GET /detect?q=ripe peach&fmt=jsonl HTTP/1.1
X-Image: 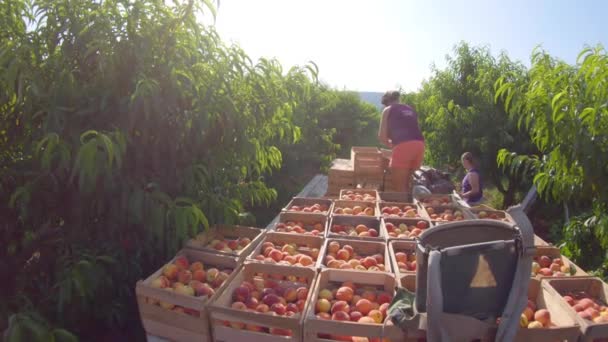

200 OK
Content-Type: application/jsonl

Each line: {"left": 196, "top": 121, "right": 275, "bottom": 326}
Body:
{"left": 311, "top": 248, "right": 320, "bottom": 259}
{"left": 163, "top": 264, "right": 179, "bottom": 280}
{"left": 331, "top": 300, "right": 351, "bottom": 314}
{"left": 284, "top": 287, "right": 297, "bottom": 302}
{"left": 191, "top": 269, "right": 206, "bottom": 282}
{"left": 538, "top": 268, "right": 553, "bottom": 276}
{"left": 296, "top": 299, "right": 306, "bottom": 312}
{"left": 282, "top": 244, "right": 296, "bottom": 255}
{"left": 563, "top": 296, "right": 575, "bottom": 306}
{"left": 316, "top": 298, "right": 331, "bottom": 313}
{"left": 337, "top": 249, "right": 350, "bottom": 261}
{"left": 271, "top": 303, "right": 287, "bottom": 315}
{"left": 395, "top": 252, "right": 408, "bottom": 264}
{"left": 362, "top": 290, "right": 377, "bottom": 302}
{"left": 339, "top": 263, "right": 354, "bottom": 270}
{"left": 379, "top": 303, "right": 389, "bottom": 318}
{"left": 528, "top": 321, "right": 543, "bottom": 329}
{"left": 231, "top": 301, "right": 247, "bottom": 310}
{"left": 550, "top": 263, "right": 561, "bottom": 272}
{"left": 358, "top": 316, "right": 376, "bottom": 324}
{"left": 368, "top": 309, "right": 383, "bottom": 323}
{"left": 300, "top": 255, "right": 314, "bottom": 266}
{"left": 356, "top": 299, "right": 374, "bottom": 315}
{"left": 286, "top": 303, "right": 299, "bottom": 313}
{"left": 256, "top": 304, "right": 269, "bottom": 313}
{"left": 245, "top": 297, "right": 259, "bottom": 310}
{"left": 174, "top": 256, "right": 190, "bottom": 270}
{"left": 262, "top": 294, "right": 281, "bottom": 306}
{"left": 317, "top": 312, "right": 331, "bottom": 320}
{"left": 534, "top": 309, "right": 551, "bottom": 326}
{"left": 350, "top": 311, "right": 363, "bottom": 322}
{"left": 361, "top": 257, "right": 377, "bottom": 269}
{"left": 206, "top": 268, "right": 219, "bottom": 283}
{"left": 377, "top": 292, "right": 392, "bottom": 305}
{"left": 233, "top": 285, "right": 251, "bottom": 302}
{"left": 331, "top": 311, "right": 350, "bottom": 321}
{"left": 538, "top": 255, "right": 552, "bottom": 268}
{"left": 269, "top": 249, "right": 283, "bottom": 262}
{"left": 319, "top": 289, "right": 334, "bottom": 300}
{"left": 523, "top": 307, "right": 534, "bottom": 321}
{"left": 336, "top": 287, "right": 354, "bottom": 302}
{"left": 151, "top": 276, "right": 170, "bottom": 288}
{"left": 190, "top": 261, "right": 204, "bottom": 272}
{"left": 329, "top": 241, "right": 341, "bottom": 253}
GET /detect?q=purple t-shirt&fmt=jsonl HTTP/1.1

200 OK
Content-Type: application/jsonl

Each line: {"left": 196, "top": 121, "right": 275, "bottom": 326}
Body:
{"left": 387, "top": 104, "right": 424, "bottom": 145}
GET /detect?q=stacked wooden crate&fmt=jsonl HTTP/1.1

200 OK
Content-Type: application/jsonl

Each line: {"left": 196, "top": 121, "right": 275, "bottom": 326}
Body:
{"left": 327, "top": 158, "right": 355, "bottom": 196}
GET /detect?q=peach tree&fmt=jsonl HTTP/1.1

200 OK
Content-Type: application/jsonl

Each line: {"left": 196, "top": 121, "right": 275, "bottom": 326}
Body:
{"left": 0, "top": 0, "right": 324, "bottom": 339}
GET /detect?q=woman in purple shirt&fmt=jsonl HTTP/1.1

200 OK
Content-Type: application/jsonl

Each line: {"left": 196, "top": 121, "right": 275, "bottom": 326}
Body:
{"left": 378, "top": 90, "right": 425, "bottom": 193}
{"left": 460, "top": 152, "right": 483, "bottom": 205}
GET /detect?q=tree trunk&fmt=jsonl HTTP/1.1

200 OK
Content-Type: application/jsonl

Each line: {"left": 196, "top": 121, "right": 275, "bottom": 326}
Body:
{"left": 502, "top": 179, "right": 517, "bottom": 208}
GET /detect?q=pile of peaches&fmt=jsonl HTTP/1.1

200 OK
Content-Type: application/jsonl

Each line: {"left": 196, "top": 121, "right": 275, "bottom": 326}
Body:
{"left": 476, "top": 210, "right": 510, "bottom": 222}
{"left": 286, "top": 202, "right": 330, "bottom": 214}
{"left": 531, "top": 254, "right": 575, "bottom": 277}
{"left": 334, "top": 204, "right": 375, "bottom": 216}
{"left": 418, "top": 197, "right": 451, "bottom": 207}
{"left": 394, "top": 250, "right": 417, "bottom": 273}
{"left": 520, "top": 301, "right": 554, "bottom": 328}
{"left": 251, "top": 241, "right": 319, "bottom": 267}
{"left": 380, "top": 204, "right": 421, "bottom": 218}
{"left": 324, "top": 241, "right": 387, "bottom": 272}
{"left": 426, "top": 207, "right": 465, "bottom": 222}
{"left": 200, "top": 235, "right": 252, "bottom": 253}
{"left": 330, "top": 223, "right": 379, "bottom": 238}
{"left": 313, "top": 280, "right": 393, "bottom": 340}
{"left": 147, "top": 256, "right": 232, "bottom": 316}
{"left": 385, "top": 220, "right": 429, "bottom": 239}
{"left": 340, "top": 191, "right": 376, "bottom": 202}
{"left": 222, "top": 274, "right": 310, "bottom": 336}
{"left": 562, "top": 291, "right": 608, "bottom": 323}
{"left": 275, "top": 220, "right": 325, "bottom": 236}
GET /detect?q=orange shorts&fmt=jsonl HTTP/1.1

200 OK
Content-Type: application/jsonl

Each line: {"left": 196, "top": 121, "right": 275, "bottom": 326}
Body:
{"left": 390, "top": 140, "right": 425, "bottom": 170}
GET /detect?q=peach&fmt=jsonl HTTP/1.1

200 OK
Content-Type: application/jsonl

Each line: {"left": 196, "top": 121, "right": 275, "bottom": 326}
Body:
{"left": 256, "top": 303, "right": 270, "bottom": 313}
{"left": 350, "top": 311, "right": 363, "bottom": 322}
{"left": 358, "top": 316, "right": 376, "bottom": 324}
{"left": 262, "top": 294, "right": 281, "bottom": 306}
{"left": 206, "top": 268, "right": 219, "bottom": 283}
{"left": 527, "top": 321, "right": 543, "bottom": 329}
{"left": 296, "top": 287, "right": 308, "bottom": 301}
{"left": 332, "top": 311, "right": 350, "bottom": 321}
{"left": 286, "top": 303, "right": 299, "bottom": 313}
{"left": 269, "top": 249, "right": 283, "bottom": 262}
{"left": 151, "top": 276, "right": 169, "bottom": 288}
{"left": 300, "top": 255, "right": 314, "bottom": 266}
{"left": 175, "top": 284, "right": 195, "bottom": 297}
{"left": 362, "top": 290, "right": 377, "bottom": 302}
{"left": 356, "top": 299, "right": 374, "bottom": 315}
{"left": 231, "top": 301, "right": 247, "bottom": 310}
{"left": 331, "top": 300, "right": 351, "bottom": 314}
{"left": 395, "top": 252, "right": 408, "bottom": 264}
{"left": 271, "top": 303, "right": 287, "bottom": 315}
{"left": 174, "top": 256, "right": 190, "bottom": 270}
{"left": 284, "top": 287, "right": 297, "bottom": 302}
{"left": 163, "top": 264, "right": 179, "bottom": 280}
{"left": 282, "top": 244, "right": 296, "bottom": 255}
{"left": 340, "top": 263, "right": 354, "bottom": 270}
{"left": 319, "top": 289, "right": 333, "bottom": 300}
{"left": 348, "top": 259, "right": 362, "bottom": 268}
{"left": 190, "top": 261, "right": 204, "bottom": 272}
{"left": 538, "top": 255, "right": 552, "bottom": 268}
{"left": 245, "top": 297, "right": 259, "bottom": 310}
{"left": 316, "top": 298, "right": 331, "bottom": 313}
{"left": 523, "top": 307, "right": 534, "bottom": 321}
{"left": 311, "top": 248, "right": 320, "bottom": 259}
{"left": 379, "top": 303, "right": 389, "bottom": 317}
{"left": 337, "top": 249, "right": 351, "bottom": 261}
{"left": 550, "top": 263, "right": 561, "bottom": 272}
{"left": 377, "top": 292, "right": 392, "bottom": 305}
{"left": 356, "top": 224, "right": 369, "bottom": 233}
{"left": 233, "top": 285, "right": 251, "bottom": 302}
{"left": 538, "top": 268, "right": 553, "bottom": 276}
{"left": 336, "top": 287, "right": 354, "bottom": 302}
{"left": 329, "top": 241, "right": 341, "bottom": 253}
{"left": 534, "top": 309, "right": 551, "bottom": 326}
{"left": 368, "top": 309, "right": 383, "bottom": 323}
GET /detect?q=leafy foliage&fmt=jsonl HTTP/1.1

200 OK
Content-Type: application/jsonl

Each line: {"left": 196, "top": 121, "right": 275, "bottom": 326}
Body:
{"left": 403, "top": 42, "right": 537, "bottom": 207}
{"left": 495, "top": 45, "right": 608, "bottom": 276}
{"left": 0, "top": 0, "right": 372, "bottom": 339}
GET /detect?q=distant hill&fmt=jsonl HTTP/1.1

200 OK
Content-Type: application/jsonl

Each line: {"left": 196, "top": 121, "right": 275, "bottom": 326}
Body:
{"left": 358, "top": 92, "right": 384, "bottom": 110}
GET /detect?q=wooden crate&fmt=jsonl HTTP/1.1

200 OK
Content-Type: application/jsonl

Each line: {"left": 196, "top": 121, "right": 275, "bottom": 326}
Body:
{"left": 542, "top": 277, "right": 608, "bottom": 341}
{"left": 185, "top": 224, "right": 266, "bottom": 261}
{"left": 328, "top": 158, "right": 354, "bottom": 178}
{"left": 207, "top": 262, "right": 317, "bottom": 342}
{"left": 303, "top": 269, "right": 405, "bottom": 341}
{"left": 378, "top": 191, "right": 412, "bottom": 203}
{"left": 378, "top": 201, "right": 429, "bottom": 220}
{"left": 326, "top": 215, "right": 385, "bottom": 241}
{"left": 533, "top": 246, "right": 588, "bottom": 278}
{"left": 332, "top": 199, "right": 379, "bottom": 217}
{"left": 320, "top": 238, "right": 392, "bottom": 274}
{"left": 469, "top": 208, "right": 515, "bottom": 223}
{"left": 246, "top": 232, "right": 325, "bottom": 269}
{"left": 422, "top": 204, "right": 475, "bottom": 226}
{"left": 272, "top": 212, "right": 327, "bottom": 237}
{"left": 382, "top": 217, "right": 432, "bottom": 240}
{"left": 338, "top": 189, "right": 379, "bottom": 202}
{"left": 388, "top": 240, "right": 417, "bottom": 280}
{"left": 512, "top": 278, "right": 581, "bottom": 342}
{"left": 282, "top": 197, "right": 333, "bottom": 216}
{"left": 136, "top": 249, "right": 239, "bottom": 342}
{"left": 351, "top": 147, "right": 384, "bottom": 178}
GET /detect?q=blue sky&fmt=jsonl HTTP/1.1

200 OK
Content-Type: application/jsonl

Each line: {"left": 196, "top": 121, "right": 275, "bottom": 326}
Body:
{"left": 209, "top": 0, "right": 607, "bottom": 92}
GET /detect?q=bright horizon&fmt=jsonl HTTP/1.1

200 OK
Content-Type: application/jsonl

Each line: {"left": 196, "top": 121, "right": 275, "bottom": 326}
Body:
{"left": 207, "top": 0, "right": 607, "bottom": 92}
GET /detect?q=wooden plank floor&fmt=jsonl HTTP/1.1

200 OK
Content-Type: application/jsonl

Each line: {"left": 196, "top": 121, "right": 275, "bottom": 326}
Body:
{"left": 147, "top": 174, "right": 328, "bottom": 342}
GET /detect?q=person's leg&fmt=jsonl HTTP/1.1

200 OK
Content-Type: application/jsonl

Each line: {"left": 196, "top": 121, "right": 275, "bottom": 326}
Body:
{"left": 391, "top": 167, "right": 409, "bottom": 192}
{"left": 401, "top": 141, "right": 425, "bottom": 194}
{"left": 390, "top": 142, "right": 409, "bottom": 192}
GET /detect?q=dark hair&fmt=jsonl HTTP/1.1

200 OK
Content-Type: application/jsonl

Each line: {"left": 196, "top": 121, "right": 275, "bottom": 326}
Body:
{"left": 381, "top": 90, "right": 400, "bottom": 106}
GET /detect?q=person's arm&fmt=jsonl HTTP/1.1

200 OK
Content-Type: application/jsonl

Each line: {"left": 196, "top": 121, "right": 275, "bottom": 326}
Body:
{"left": 378, "top": 107, "right": 391, "bottom": 147}
{"left": 461, "top": 172, "right": 480, "bottom": 199}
